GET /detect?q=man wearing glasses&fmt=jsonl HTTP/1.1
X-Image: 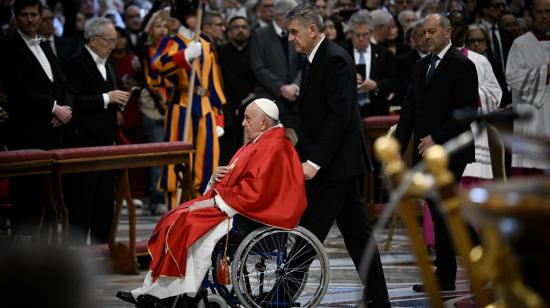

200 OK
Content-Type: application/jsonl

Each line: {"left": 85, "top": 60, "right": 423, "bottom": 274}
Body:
{"left": 63, "top": 17, "right": 131, "bottom": 245}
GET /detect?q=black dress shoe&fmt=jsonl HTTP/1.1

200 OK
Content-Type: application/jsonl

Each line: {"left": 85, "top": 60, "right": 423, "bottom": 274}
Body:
{"left": 136, "top": 294, "right": 180, "bottom": 308}
{"left": 116, "top": 291, "right": 137, "bottom": 304}
{"left": 412, "top": 283, "right": 456, "bottom": 292}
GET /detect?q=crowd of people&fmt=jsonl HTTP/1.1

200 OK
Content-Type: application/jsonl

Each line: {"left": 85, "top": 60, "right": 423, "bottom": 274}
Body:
{"left": 0, "top": 0, "right": 549, "bottom": 305}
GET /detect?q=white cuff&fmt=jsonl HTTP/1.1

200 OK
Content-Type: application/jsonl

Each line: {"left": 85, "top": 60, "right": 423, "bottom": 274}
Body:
{"left": 306, "top": 160, "right": 321, "bottom": 171}
{"left": 51, "top": 100, "right": 57, "bottom": 113}
{"left": 102, "top": 93, "right": 110, "bottom": 109}
{"left": 214, "top": 195, "right": 238, "bottom": 217}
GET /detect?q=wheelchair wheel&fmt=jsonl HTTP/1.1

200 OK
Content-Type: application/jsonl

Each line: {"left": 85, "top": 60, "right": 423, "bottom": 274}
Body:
{"left": 196, "top": 294, "right": 228, "bottom": 308}
{"left": 231, "top": 226, "right": 330, "bottom": 307}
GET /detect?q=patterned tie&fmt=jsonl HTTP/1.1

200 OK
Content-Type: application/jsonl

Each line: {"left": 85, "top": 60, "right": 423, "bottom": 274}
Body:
{"left": 357, "top": 49, "right": 369, "bottom": 106}
{"left": 491, "top": 25, "right": 503, "bottom": 71}
{"left": 426, "top": 54, "right": 439, "bottom": 81}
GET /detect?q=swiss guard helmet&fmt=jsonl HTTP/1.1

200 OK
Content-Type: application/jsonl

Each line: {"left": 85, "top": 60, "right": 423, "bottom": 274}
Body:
{"left": 170, "top": 0, "right": 199, "bottom": 26}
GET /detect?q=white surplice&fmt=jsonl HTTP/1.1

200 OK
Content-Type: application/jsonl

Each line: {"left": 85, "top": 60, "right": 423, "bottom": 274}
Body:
{"left": 506, "top": 32, "right": 550, "bottom": 169}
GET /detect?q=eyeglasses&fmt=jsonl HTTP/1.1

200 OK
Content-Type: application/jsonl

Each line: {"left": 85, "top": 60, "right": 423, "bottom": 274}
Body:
{"left": 353, "top": 32, "right": 371, "bottom": 38}
{"left": 230, "top": 25, "right": 249, "bottom": 30}
{"left": 94, "top": 35, "right": 117, "bottom": 46}
{"left": 468, "top": 38, "right": 486, "bottom": 44}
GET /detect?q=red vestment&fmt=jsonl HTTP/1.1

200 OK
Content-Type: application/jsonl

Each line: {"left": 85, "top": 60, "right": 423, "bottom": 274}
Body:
{"left": 147, "top": 127, "right": 306, "bottom": 280}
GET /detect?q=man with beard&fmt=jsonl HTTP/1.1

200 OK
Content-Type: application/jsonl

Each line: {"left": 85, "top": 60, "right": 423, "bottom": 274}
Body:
{"left": 217, "top": 16, "right": 255, "bottom": 164}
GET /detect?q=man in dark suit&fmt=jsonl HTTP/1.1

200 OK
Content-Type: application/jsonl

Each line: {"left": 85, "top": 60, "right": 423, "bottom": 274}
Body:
{"left": 285, "top": 4, "right": 389, "bottom": 307}
{"left": 344, "top": 11, "right": 398, "bottom": 117}
{"left": 38, "top": 5, "right": 79, "bottom": 69}
{"left": 63, "top": 17, "right": 130, "bottom": 244}
{"left": 394, "top": 13, "right": 478, "bottom": 292}
{"left": 395, "top": 20, "right": 429, "bottom": 107}
{"left": 217, "top": 16, "right": 254, "bottom": 165}
{"left": 250, "top": 0, "right": 302, "bottom": 132}
{"left": 0, "top": 0, "right": 72, "bottom": 239}
{"left": 478, "top": 0, "right": 513, "bottom": 108}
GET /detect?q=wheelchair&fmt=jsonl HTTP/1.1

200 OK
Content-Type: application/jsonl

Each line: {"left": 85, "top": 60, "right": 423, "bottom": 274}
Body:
{"left": 200, "top": 215, "right": 330, "bottom": 308}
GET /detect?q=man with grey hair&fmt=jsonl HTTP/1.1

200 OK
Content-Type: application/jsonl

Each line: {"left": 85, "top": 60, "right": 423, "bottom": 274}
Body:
{"left": 395, "top": 20, "right": 429, "bottom": 105}
{"left": 345, "top": 10, "right": 398, "bottom": 116}
{"left": 284, "top": 3, "right": 390, "bottom": 307}
{"left": 397, "top": 9, "right": 417, "bottom": 31}
{"left": 62, "top": 17, "right": 131, "bottom": 244}
{"left": 201, "top": 11, "right": 226, "bottom": 46}
{"left": 394, "top": 13, "right": 478, "bottom": 292}
{"left": 369, "top": 9, "right": 393, "bottom": 44}
{"left": 250, "top": 0, "right": 302, "bottom": 133}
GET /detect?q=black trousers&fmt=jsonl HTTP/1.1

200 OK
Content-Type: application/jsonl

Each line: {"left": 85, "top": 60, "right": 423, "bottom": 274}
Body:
{"left": 63, "top": 171, "right": 114, "bottom": 245}
{"left": 426, "top": 163, "right": 480, "bottom": 286}
{"left": 299, "top": 175, "right": 389, "bottom": 302}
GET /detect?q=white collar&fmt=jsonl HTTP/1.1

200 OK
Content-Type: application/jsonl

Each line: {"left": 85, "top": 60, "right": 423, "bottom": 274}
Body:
{"left": 253, "top": 124, "right": 283, "bottom": 143}
{"left": 354, "top": 44, "right": 371, "bottom": 54}
{"left": 272, "top": 21, "right": 284, "bottom": 37}
{"left": 307, "top": 35, "right": 325, "bottom": 63}
{"left": 178, "top": 25, "right": 194, "bottom": 40}
{"left": 417, "top": 49, "right": 428, "bottom": 58}
{"left": 85, "top": 45, "right": 107, "bottom": 65}
{"left": 481, "top": 19, "right": 497, "bottom": 30}
{"left": 17, "top": 29, "right": 41, "bottom": 46}
{"left": 433, "top": 42, "right": 452, "bottom": 60}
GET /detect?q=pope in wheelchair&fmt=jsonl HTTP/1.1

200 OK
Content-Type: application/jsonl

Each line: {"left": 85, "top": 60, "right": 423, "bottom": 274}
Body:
{"left": 117, "top": 99, "right": 329, "bottom": 307}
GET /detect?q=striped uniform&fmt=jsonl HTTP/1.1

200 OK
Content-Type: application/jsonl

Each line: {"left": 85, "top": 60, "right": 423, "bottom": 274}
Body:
{"left": 150, "top": 33, "right": 226, "bottom": 208}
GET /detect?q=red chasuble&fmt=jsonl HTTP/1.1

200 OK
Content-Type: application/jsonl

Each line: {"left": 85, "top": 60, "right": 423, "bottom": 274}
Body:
{"left": 148, "top": 127, "right": 307, "bottom": 280}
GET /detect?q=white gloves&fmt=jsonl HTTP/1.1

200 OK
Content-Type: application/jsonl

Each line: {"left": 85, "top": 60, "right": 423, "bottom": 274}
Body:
{"left": 185, "top": 41, "right": 202, "bottom": 62}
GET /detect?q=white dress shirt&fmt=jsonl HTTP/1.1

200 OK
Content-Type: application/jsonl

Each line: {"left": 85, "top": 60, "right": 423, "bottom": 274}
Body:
{"left": 353, "top": 44, "right": 372, "bottom": 80}
{"left": 18, "top": 30, "right": 53, "bottom": 82}
{"left": 85, "top": 45, "right": 111, "bottom": 108}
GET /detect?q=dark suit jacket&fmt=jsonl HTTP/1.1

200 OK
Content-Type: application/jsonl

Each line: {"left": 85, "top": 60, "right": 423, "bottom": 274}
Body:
{"left": 0, "top": 32, "right": 69, "bottom": 150}
{"left": 394, "top": 46, "right": 477, "bottom": 168}
{"left": 344, "top": 42, "right": 398, "bottom": 117}
{"left": 64, "top": 47, "right": 118, "bottom": 147}
{"left": 297, "top": 38, "right": 371, "bottom": 181}
{"left": 250, "top": 24, "right": 303, "bottom": 127}
{"left": 53, "top": 36, "right": 80, "bottom": 67}
{"left": 395, "top": 49, "right": 424, "bottom": 107}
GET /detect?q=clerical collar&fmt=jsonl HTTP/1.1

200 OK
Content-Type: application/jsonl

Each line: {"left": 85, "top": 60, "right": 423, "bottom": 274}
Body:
{"left": 531, "top": 27, "right": 550, "bottom": 41}
{"left": 85, "top": 45, "right": 107, "bottom": 65}
{"left": 231, "top": 40, "right": 247, "bottom": 51}
{"left": 178, "top": 25, "right": 195, "bottom": 40}
{"left": 272, "top": 21, "right": 285, "bottom": 38}
{"left": 17, "top": 29, "right": 41, "bottom": 46}
{"left": 253, "top": 124, "right": 283, "bottom": 143}
{"left": 307, "top": 35, "right": 325, "bottom": 63}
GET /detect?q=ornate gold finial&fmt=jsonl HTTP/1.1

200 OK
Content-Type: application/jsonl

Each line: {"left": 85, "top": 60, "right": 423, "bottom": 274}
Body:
{"left": 374, "top": 136, "right": 405, "bottom": 176}
{"left": 424, "top": 145, "right": 448, "bottom": 174}
{"left": 408, "top": 172, "right": 433, "bottom": 196}
{"left": 374, "top": 136, "right": 400, "bottom": 163}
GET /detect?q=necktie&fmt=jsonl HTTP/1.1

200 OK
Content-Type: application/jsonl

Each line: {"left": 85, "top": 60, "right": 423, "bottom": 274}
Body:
{"left": 280, "top": 30, "right": 289, "bottom": 62}
{"left": 491, "top": 25, "right": 503, "bottom": 71}
{"left": 426, "top": 54, "right": 439, "bottom": 81}
{"left": 357, "top": 49, "right": 369, "bottom": 106}
{"left": 40, "top": 40, "right": 55, "bottom": 57}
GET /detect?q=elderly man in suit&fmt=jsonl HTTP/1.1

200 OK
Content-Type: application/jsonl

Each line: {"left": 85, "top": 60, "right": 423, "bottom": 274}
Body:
{"left": 0, "top": 0, "right": 72, "bottom": 239}
{"left": 250, "top": 0, "right": 302, "bottom": 133}
{"left": 345, "top": 11, "right": 398, "bottom": 117}
{"left": 63, "top": 17, "right": 130, "bottom": 245}
{"left": 285, "top": 4, "right": 390, "bottom": 307}
{"left": 394, "top": 13, "right": 478, "bottom": 292}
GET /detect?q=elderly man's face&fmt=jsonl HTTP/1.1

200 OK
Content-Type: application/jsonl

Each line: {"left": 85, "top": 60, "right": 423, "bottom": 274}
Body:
{"left": 242, "top": 103, "right": 267, "bottom": 141}
{"left": 351, "top": 23, "right": 371, "bottom": 50}
{"left": 89, "top": 23, "right": 117, "bottom": 58}
{"left": 423, "top": 15, "right": 451, "bottom": 54}
{"left": 287, "top": 19, "right": 318, "bottom": 54}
